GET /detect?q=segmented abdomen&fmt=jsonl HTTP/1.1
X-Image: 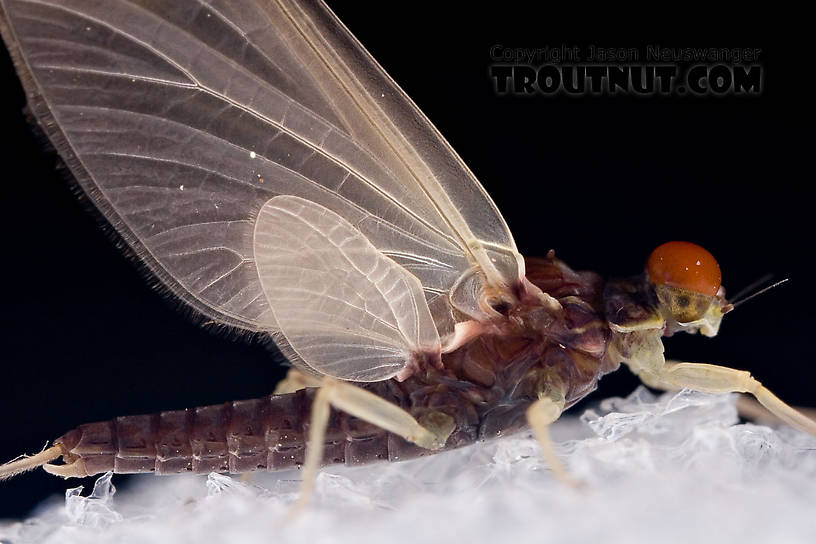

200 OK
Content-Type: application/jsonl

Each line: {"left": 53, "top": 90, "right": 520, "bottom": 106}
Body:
{"left": 54, "top": 387, "right": 414, "bottom": 476}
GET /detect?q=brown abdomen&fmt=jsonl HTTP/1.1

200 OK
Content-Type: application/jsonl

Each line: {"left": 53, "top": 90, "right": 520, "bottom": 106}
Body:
{"left": 54, "top": 388, "right": 406, "bottom": 477}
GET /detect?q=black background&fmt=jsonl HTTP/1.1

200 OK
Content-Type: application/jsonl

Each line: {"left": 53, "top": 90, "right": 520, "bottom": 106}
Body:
{"left": 0, "top": 4, "right": 811, "bottom": 518}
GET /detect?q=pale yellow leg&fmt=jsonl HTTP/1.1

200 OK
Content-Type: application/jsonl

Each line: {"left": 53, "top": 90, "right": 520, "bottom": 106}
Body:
{"left": 640, "top": 360, "right": 816, "bottom": 429}
{"left": 734, "top": 396, "right": 816, "bottom": 426}
{"left": 288, "top": 384, "right": 331, "bottom": 518}
{"left": 288, "top": 377, "right": 455, "bottom": 517}
{"left": 273, "top": 368, "right": 321, "bottom": 395}
{"left": 526, "top": 392, "right": 582, "bottom": 489}
{"left": 636, "top": 361, "right": 816, "bottom": 436}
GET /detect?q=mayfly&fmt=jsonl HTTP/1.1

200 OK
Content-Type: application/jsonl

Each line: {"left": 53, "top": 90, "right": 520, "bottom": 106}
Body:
{"left": 0, "top": 0, "right": 814, "bottom": 510}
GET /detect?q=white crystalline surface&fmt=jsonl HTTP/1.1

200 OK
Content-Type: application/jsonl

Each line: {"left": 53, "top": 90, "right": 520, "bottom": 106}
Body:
{"left": 1, "top": 387, "right": 815, "bottom": 544}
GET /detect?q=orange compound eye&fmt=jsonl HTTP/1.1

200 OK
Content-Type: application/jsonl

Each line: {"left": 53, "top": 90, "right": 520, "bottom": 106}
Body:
{"left": 647, "top": 241, "right": 722, "bottom": 297}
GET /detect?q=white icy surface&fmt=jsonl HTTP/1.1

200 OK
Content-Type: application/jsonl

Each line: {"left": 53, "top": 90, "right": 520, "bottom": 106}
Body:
{"left": 2, "top": 387, "right": 815, "bottom": 544}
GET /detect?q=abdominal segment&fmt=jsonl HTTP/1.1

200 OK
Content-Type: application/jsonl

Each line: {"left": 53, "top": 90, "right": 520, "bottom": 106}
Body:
{"left": 52, "top": 388, "right": 408, "bottom": 476}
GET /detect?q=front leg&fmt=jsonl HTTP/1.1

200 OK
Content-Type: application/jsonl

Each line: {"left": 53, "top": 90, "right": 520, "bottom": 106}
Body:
{"left": 635, "top": 360, "right": 816, "bottom": 429}
{"left": 631, "top": 361, "right": 816, "bottom": 436}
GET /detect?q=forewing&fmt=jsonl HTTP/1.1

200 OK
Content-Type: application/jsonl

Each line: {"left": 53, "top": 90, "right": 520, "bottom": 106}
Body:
{"left": 0, "top": 0, "right": 523, "bottom": 335}
{"left": 254, "top": 196, "right": 440, "bottom": 381}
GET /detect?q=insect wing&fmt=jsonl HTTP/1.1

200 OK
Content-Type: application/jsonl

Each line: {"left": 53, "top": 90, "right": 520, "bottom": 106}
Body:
{"left": 254, "top": 196, "right": 440, "bottom": 381}
{"left": 0, "top": 0, "right": 523, "bottom": 340}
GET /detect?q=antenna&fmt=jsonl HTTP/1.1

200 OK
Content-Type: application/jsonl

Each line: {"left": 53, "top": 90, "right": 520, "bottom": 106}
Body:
{"left": 731, "top": 278, "right": 790, "bottom": 309}
{"left": 728, "top": 273, "right": 774, "bottom": 303}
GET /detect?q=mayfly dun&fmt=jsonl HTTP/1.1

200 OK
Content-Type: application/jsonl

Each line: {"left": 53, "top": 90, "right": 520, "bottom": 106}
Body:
{"left": 0, "top": 0, "right": 813, "bottom": 513}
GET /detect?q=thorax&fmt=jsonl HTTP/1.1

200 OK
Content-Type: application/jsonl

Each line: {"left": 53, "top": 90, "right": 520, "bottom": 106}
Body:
{"left": 372, "top": 254, "right": 620, "bottom": 438}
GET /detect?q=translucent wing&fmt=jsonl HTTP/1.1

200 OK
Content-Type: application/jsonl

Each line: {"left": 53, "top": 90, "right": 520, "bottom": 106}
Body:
{"left": 0, "top": 0, "right": 526, "bottom": 334}
{"left": 254, "top": 196, "right": 440, "bottom": 381}
{"left": 0, "top": 1, "right": 524, "bottom": 337}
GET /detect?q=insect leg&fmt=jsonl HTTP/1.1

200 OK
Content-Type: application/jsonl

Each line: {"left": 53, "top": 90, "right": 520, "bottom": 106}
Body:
{"left": 733, "top": 396, "right": 816, "bottom": 427}
{"left": 636, "top": 360, "right": 816, "bottom": 429}
{"left": 636, "top": 361, "right": 816, "bottom": 436}
{"left": 526, "top": 389, "right": 582, "bottom": 489}
{"left": 291, "top": 382, "right": 331, "bottom": 516}
{"left": 290, "top": 377, "right": 455, "bottom": 514}
{"left": 273, "top": 368, "right": 321, "bottom": 395}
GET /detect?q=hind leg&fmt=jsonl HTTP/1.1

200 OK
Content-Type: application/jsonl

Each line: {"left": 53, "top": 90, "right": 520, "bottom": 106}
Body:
{"left": 273, "top": 368, "right": 321, "bottom": 395}
{"left": 289, "top": 377, "right": 454, "bottom": 516}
